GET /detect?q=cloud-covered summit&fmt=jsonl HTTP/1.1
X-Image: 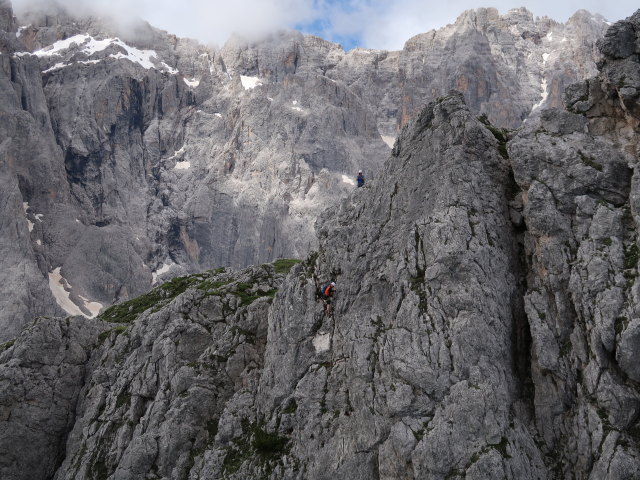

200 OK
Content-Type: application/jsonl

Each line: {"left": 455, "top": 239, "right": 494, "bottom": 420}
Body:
{"left": 10, "top": 0, "right": 640, "bottom": 53}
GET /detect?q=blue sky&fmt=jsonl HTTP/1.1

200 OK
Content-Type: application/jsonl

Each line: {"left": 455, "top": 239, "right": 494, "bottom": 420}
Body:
{"left": 13, "top": 0, "right": 640, "bottom": 50}
{"left": 292, "top": 0, "right": 639, "bottom": 50}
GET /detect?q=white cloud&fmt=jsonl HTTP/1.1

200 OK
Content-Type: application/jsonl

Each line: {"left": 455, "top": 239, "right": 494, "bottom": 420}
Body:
{"left": 309, "top": 0, "right": 639, "bottom": 50}
{"left": 12, "top": 0, "right": 317, "bottom": 46}
{"left": 11, "top": 0, "right": 639, "bottom": 50}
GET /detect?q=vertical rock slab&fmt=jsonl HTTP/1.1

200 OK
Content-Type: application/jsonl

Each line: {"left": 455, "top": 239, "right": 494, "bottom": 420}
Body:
{"left": 511, "top": 11, "right": 640, "bottom": 467}
{"left": 209, "top": 92, "right": 546, "bottom": 479}
{"left": 0, "top": 316, "right": 105, "bottom": 480}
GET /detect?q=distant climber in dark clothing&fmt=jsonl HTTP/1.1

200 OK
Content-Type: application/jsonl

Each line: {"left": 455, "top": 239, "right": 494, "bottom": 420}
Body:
{"left": 357, "top": 170, "right": 365, "bottom": 187}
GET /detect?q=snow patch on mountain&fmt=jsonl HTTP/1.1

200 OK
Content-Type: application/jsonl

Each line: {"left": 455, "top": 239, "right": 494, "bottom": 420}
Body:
{"left": 531, "top": 77, "right": 549, "bottom": 111}
{"left": 43, "top": 62, "right": 69, "bottom": 73}
{"left": 48, "top": 267, "right": 102, "bottom": 318}
{"left": 381, "top": 135, "right": 395, "bottom": 148}
{"left": 160, "top": 62, "right": 179, "bottom": 74}
{"left": 109, "top": 47, "right": 157, "bottom": 70}
{"left": 184, "top": 78, "right": 200, "bottom": 88}
{"left": 240, "top": 75, "right": 262, "bottom": 90}
{"left": 165, "top": 147, "right": 185, "bottom": 161}
{"left": 152, "top": 262, "right": 175, "bottom": 284}
{"left": 16, "top": 25, "right": 29, "bottom": 38}
{"left": 25, "top": 34, "right": 178, "bottom": 73}
{"left": 79, "top": 295, "right": 102, "bottom": 318}
{"left": 32, "top": 34, "right": 91, "bottom": 56}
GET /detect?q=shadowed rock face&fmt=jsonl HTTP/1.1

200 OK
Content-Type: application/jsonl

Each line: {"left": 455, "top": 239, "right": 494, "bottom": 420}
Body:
{"left": 1, "top": 9, "right": 639, "bottom": 477}
{"left": 0, "top": 316, "right": 106, "bottom": 480}
{"left": 0, "top": 2, "right": 610, "bottom": 339}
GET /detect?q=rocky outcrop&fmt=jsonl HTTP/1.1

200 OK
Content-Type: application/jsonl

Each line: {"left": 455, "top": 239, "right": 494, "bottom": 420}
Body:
{"left": 322, "top": 7, "right": 608, "bottom": 133}
{"left": 565, "top": 10, "right": 640, "bottom": 159}
{"left": 509, "top": 108, "right": 639, "bottom": 477}
{"left": 0, "top": 316, "right": 107, "bottom": 480}
{"left": 236, "top": 91, "right": 548, "bottom": 479}
{"left": 0, "top": 2, "right": 386, "bottom": 339}
{"left": 50, "top": 263, "right": 289, "bottom": 480}
{"left": 514, "top": 11, "right": 640, "bottom": 476}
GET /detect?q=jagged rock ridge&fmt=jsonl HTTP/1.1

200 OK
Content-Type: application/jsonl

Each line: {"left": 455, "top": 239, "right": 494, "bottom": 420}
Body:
{"left": 2, "top": 8, "right": 640, "bottom": 479}
{"left": 0, "top": 0, "right": 610, "bottom": 339}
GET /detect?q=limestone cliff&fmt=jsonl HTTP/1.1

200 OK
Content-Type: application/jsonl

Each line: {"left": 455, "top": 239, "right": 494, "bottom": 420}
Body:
{"left": 0, "top": 0, "right": 610, "bottom": 339}
{"left": 1, "top": 9, "right": 639, "bottom": 479}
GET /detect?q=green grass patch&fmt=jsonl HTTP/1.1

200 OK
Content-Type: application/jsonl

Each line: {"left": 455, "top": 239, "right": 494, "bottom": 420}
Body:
{"left": 272, "top": 258, "right": 301, "bottom": 274}
{"left": 221, "top": 419, "right": 291, "bottom": 475}
{"left": 283, "top": 398, "right": 298, "bottom": 414}
{"left": 490, "top": 437, "right": 512, "bottom": 459}
{"left": 99, "top": 272, "right": 227, "bottom": 323}
{"left": 116, "top": 391, "right": 131, "bottom": 409}
{"left": 99, "top": 261, "right": 283, "bottom": 325}
{"left": 97, "top": 325, "right": 129, "bottom": 345}
{"left": 252, "top": 425, "right": 289, "bottom": 456}
{"left": 629, "top": 423, "right": 640, "bottom": 446}
{"left": 90, "top": 459, "right": 108, "bottom": 480}
{"left": 222, "top": 444, "right": 250, "bottom": 475}
{"left": 0, "top": 339, "right": 16, "bottom": 354}
{"left": 196, "top": 279, "right": 232, "bottom": 294}
{"left": 578, "top": 150, "right": 603, "bottom": 171}
{"left": 478, "top": 115, "right": 509, "bottom": 159}
{"left": 232, "top": 283, "right": 278, "bottom": 307}
{"left": 206, "top": 418, "right": 219, "bottom": 440}
{"left": 624, "top": 243, "right": 639, "bottom": 270}
{"left": 615, "top": 317, "right": 629, "bottom": 335}
{"left": 303, "top": 251, "right": 320, "bottom": 278}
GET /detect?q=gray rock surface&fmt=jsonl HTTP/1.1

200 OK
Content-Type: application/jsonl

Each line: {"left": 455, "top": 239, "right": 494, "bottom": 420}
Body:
{"left": 51, "top": 264, "right": 287, "bottom": 480}
{"left": 0, "top": 316, "right": 107, "bottom": 480}
{"left": 240, "top": 91, "right": 548, "bottom": 479}
{"left": 0, "top": 1, "right": 609, "bottom": 340}
{"left": 2, "top": 5, "right": 640, "bottom": 480}
{"left": 509, "top": 107, "right": 639, "bottom": 477}
{"left": 0, "top": 0, "right": 68, "bottom": 339}
{"left": 2, "top": 8, "right": 640, "bottom": 477}
{"left": 321, "top": 7, "right": 608, "bottom": 133}
{"left": 565, "top": 10, "right": 640, "bottom": 159}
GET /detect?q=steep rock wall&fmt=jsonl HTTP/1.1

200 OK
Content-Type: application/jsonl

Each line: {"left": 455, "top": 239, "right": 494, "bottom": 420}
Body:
{"left": 0, "top": 1, "right": 609, "bottom": 339}
{"left": 1, "top": 7, "right": 639, "bottom": 480}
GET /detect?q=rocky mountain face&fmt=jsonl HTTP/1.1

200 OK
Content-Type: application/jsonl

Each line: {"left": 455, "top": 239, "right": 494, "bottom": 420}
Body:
{"left": 0, "top": 1, "right": 610, "bottom": 339}
{"left": 2, "top": 9, "right": 639, "bottom": 479}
